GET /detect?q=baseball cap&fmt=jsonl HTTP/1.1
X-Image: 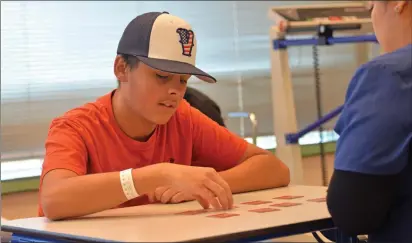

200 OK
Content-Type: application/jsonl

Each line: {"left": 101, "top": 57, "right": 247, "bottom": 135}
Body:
{"left": 117, "top": 11, "right": 216, "bottom": 83}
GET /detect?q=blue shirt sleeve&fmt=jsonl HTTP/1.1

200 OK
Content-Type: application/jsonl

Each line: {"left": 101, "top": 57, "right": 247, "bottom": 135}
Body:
{"left": 334, "top": 63, "right": 412, "bottom": 175}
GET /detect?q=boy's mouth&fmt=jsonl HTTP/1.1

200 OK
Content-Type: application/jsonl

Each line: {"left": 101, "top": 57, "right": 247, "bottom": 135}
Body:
{"left": 159, "top": 102, "right": 176, "bottom": 109}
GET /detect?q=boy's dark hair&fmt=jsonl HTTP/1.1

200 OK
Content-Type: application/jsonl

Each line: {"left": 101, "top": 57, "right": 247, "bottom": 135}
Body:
{"left": 117, "top": 54, "right": 140, "bottom": 86}
{"left": 184, "top": 87, "right": 226, "bottom": 127}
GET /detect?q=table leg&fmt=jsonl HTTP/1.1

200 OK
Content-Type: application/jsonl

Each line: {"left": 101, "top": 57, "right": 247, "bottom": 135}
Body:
{"left": 335, "top": 230, "right": 361, "bottom": 243}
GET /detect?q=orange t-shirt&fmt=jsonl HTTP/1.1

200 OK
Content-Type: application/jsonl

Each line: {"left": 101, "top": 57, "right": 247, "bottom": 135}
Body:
{"left": 38, "top": 90, "right": 248, "bottom": 216}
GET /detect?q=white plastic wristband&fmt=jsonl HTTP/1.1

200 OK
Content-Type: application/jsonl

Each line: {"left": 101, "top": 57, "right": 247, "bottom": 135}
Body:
{"left": 120, "top": 168, "right": 139, "bottom": 200}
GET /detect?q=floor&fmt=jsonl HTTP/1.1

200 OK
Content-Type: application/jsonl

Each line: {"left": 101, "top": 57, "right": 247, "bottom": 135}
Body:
{"left": 1, "top": 154, "right": 335, "bottom": 242}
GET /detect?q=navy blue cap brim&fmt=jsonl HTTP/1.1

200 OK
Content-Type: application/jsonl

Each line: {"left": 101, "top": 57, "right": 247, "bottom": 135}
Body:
{"left": 135, "top": 56, "right": 216, "bottom": 83}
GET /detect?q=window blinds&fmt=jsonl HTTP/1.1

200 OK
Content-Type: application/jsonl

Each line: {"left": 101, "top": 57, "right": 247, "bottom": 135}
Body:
{"left": 1, "top": 1, "right": 365, "bottom": 160}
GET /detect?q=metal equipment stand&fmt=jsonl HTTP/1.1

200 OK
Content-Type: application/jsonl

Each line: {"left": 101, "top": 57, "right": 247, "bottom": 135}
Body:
{"left": 268, "top": 3, "right": 379, "bottom": 242}
{"left": 268, "top": 2, "right": 377, "bottom": 185}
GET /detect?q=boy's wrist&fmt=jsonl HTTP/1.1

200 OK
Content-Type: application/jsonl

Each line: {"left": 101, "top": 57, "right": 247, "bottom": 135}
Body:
{"left": 131, "top": 163, "right": 168, "bottom": 195}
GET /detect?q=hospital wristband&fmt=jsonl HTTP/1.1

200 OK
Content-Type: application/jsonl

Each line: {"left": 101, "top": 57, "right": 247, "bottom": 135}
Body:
{"left": 120, "top": 168, "right": 139, "bottom": 200}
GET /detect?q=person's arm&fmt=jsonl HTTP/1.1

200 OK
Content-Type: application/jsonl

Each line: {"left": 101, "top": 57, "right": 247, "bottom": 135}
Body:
{"left": 327, "top": 170, "right": 399, "bottom": 235}
{"left": 41, "top": 166, "right": 164, "bottom": 220}
{"left": 190, "top": 107, "right": 290, "bottom": 194}
{"left": 326, "top": 64, "right": 412, "bottom": 235}
{"left": 40, "top": 120, "right": 166, "bottom": 220}
{"left": 219, "top": 144, "right": 290, "bottom": 193}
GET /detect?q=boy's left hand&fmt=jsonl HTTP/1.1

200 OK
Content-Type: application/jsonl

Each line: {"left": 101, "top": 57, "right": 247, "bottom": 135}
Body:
{"left": 149, "top": 186, "right": 195, "bottom": 204}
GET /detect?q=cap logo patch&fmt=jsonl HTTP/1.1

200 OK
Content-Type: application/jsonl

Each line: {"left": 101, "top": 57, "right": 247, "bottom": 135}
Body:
{"left": 176, "top": 28, "right": 194, "bottom": 57}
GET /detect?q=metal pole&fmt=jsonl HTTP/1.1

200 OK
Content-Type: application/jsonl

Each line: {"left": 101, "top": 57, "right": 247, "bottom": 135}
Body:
{"left": 273, "top": 34, "right": 378, "bottom": 50}
{"left": 249, "top": 113, "right": 258, "bottom": 145}
{"left": 227, "top": 112, "right": 259, "bottom": 145}
{"left": 312, "top": 44, "right": 328, "bottom": 187}
{"left": 270, "top": 25, "right": 304, "bottom": 185}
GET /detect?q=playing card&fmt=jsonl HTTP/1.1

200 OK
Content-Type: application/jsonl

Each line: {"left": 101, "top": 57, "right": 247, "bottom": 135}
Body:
{"left": 270, "top": 202, "right": 302, "bottom": 207}
{"left": 248, "top": 208, "right": 280, "bottom": 213}
{"left": 241, "top": 200, "right": 272, "bottom": 205}
{"left": 207, "top": 213, "right": 240, "bottom": 218}
{"left": 175, "top": 209, "right": 209, "bottom": 215}
{"left": 273, "top": 195, "right": 304, "bottom": 200}
{"left": 307, "top": 197, "right": 326, "bottom": 202}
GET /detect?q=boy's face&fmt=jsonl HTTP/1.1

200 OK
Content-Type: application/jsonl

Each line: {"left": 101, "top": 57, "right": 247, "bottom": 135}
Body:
{"left": 115, "top": 56, "right": 189, "bottom": 125}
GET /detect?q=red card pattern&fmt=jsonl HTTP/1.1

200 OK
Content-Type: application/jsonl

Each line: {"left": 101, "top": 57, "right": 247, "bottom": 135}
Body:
{"left": 307, "top": 197, "right": 326, "bottom": 202}
{"left": 176, "top": 206, "right": 238, "bottom": 216}
{"left": 207, "top": 213, "right": 240, "bottom": 218}
{"left": 175, "top": 209, "right": 209, "bottom": 215}
{"left": 248, "top": 208, "right": 280, "bottom": 213}
{"left": 241, "top": 200, "right": 272, "bottom": 205}
{"left": 270, "top": 202, "right": 302, "bottom": 207}
{"left": 273, "top": 195, "right": 304, "bottom": 200}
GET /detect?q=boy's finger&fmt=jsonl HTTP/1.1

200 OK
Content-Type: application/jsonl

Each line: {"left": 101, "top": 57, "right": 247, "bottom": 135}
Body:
{"left": 160, "top": 188, "right": 179, "bottom": 204}
{"left": 194, "top": 195, "right": 210, "bottom": 209}
{"left": 204, "top": 179, "right": 229, "bottom": 209}
{"left": 170, "top": 192, "right": 186, "bottom": 203}
{"left": 154, "top": 186, "right": 169, "bottom": 201}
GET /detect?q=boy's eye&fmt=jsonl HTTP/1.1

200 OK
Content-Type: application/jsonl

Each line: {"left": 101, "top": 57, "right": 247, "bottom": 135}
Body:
{"left": 156, "top": 74, "right": 169, "bottom": 79}
{"left": 156, "top": 73, "right": 187, "bottom": 84}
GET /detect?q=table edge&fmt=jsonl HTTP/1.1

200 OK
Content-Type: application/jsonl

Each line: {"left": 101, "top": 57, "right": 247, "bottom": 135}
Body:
{"left": 3, "top": 218, "right": 335, "bottom": 243}
{"left": 2, "top": 225, "right": 120, "bottom": 243}
{"left": 184, "top": 218, "right": 335, "bottom": 243}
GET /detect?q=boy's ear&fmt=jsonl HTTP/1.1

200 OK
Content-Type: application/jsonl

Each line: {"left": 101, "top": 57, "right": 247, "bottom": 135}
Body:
{"left": 114, "top": 55, "right": 128, "bottom": 83}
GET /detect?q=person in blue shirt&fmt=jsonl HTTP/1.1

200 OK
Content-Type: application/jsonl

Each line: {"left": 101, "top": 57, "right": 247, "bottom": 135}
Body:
{"left": 326, "top": 1, "right": 412, "bottom": 242}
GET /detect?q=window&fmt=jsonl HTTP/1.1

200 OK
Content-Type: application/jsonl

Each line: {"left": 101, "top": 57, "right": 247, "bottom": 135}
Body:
{"left": 1, "top": 1, "right": 346, "bottom": 162}
{"left": 1, "top": 1, "right": 282, "bottom": 159}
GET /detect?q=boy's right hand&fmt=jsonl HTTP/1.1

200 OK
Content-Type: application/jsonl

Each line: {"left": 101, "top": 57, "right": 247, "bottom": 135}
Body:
{"left": 156, "top": 163, "right": 233, "bottom": 210}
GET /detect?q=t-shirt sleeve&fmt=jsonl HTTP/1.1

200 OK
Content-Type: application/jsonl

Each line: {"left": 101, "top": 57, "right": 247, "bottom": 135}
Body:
{"left": 334, "top": 64, "right": 412, "bottom": 175}
{"left": 190, "top": 106, "right": 248, "bottom": 171}
{"left": 41, "top": 118, "right": 88, "bottom": 179}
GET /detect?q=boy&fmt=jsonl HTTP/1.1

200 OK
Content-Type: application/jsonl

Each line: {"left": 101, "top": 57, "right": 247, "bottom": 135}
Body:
{"left": 39, "top": 11, "right": 290, "bottom": 220}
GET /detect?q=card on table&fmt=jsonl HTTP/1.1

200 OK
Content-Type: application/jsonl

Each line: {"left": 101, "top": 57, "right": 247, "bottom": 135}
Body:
{"left": 273, "top": 195, "right": 304, "bottom": 200}
{"left": 248, "top": 208, "right": 280, "bottom": 213}
{"left": 175, "top": 209, "right": 209, "bottom": 215}
{"left": 241, "top": 200, "right": 272, "bottom": 205}
{"left": 307, "top": 197, "right": 326, "bottom": 202}
{"left": 207, "top": 213, "right": 240, "bottom": 218}
{"left": 270, "top": 202, "right": 302, "bottom": 207}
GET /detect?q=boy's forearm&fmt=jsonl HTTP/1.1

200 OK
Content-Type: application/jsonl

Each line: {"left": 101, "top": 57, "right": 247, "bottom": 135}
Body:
{"left": 41, "top": 165, "right": 163, "bottom": 220}
{"left": 219, "top": 154, "right": 290, "bottom": 194}
{"left": 41, "top": 171, "right": 129, "bottom": 220}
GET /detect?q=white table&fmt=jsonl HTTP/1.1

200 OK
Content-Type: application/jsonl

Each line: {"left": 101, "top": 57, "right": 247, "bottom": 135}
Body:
{"left": 2, "top": 185, "right": 335, "bottom": 242}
